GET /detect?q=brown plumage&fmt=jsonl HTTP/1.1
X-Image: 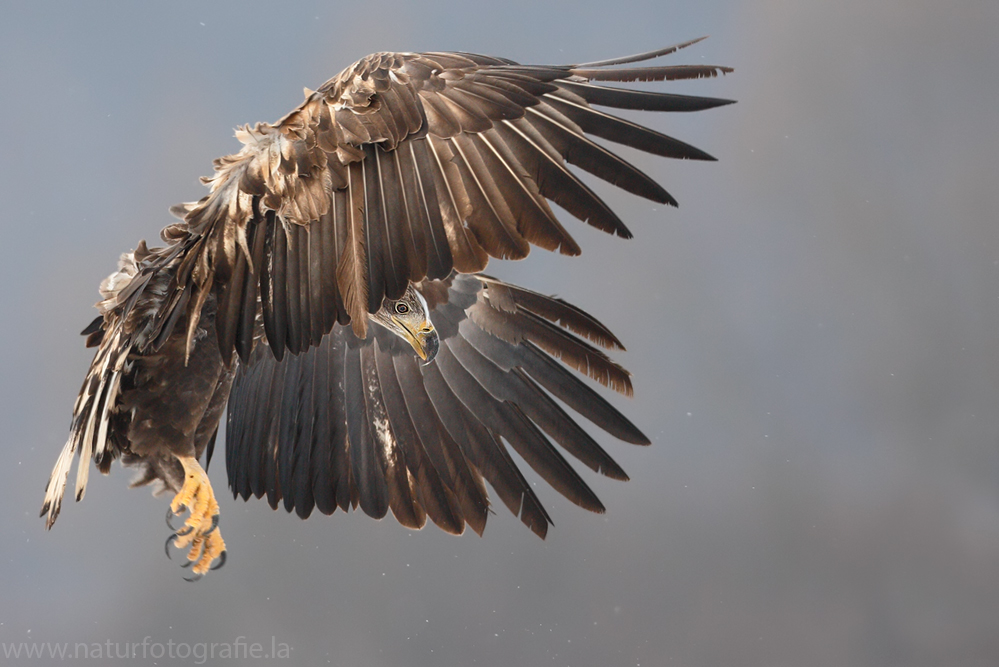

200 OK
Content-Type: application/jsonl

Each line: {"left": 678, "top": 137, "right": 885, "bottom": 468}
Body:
{"left": 41, "top": 39, "right": 732, "bottom": 571}
{"left": 178, "top": 37, "right": 731, "bottom": 355}
{"left": 224, "top": 273, "right": 649, "bottom": 536}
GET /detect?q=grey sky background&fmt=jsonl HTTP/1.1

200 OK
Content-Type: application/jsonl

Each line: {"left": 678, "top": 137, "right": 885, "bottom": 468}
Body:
{"left": 2, "top": 1, "right": 998, "bottom": 665}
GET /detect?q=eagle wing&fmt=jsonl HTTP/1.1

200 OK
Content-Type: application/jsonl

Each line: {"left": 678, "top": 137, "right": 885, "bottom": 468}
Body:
{"left": 155, "top": 38, "right": 731, "bottom": 366}
{"left": 223, "top": 273, "right": 649, "bottom": 538}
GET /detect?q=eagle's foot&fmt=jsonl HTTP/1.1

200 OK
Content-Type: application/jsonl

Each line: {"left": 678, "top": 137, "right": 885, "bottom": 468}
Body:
{"left": 165, "top": 455, "right": 226, "bottom": 576}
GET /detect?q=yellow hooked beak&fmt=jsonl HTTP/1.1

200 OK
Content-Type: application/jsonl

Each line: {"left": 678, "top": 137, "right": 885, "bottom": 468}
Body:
{"left": 392, "top": 317, "right": 439, "bottom": 363}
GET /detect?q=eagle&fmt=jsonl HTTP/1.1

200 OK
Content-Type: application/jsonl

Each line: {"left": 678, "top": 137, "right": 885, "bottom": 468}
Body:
{"left": 41, "top": 38, "right": 732, "bottom": 578}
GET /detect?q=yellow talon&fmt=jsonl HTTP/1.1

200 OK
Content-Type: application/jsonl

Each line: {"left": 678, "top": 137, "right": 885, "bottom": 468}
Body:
{"left": 168, "top": 455, "right": 225, "bottom": 575}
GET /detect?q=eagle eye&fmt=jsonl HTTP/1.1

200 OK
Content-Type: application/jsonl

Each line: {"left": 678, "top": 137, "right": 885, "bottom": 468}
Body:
{"left": 394, "top": 302, "right": 410, "bottom": 315}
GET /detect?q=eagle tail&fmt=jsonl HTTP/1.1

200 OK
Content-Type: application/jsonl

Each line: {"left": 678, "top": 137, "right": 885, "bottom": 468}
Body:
{"left": 42, "top": 255, "right": 141, "bottom": 528}
{"left": 41, "top": 329, "right": 130, "bottom": 528}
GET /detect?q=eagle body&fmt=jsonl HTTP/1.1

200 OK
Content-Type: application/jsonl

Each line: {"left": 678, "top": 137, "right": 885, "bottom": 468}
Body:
{"left": 118, "top": 293, "right": 234, "bottom": 494}
{"left": 45, "top": 248, "right": 235, "bottom": 506}
{"left": 42, "top": 40, "right": 732, "bottom": 574}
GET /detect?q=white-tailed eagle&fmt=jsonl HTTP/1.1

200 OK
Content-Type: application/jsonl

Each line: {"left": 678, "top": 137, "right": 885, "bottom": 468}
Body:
{"left": 41, "top": 38, "right": 732, "bottom": 577}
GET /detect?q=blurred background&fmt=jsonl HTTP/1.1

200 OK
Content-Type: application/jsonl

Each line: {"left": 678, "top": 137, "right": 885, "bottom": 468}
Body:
{"left": 2, "top": 1, "right": 998, "bottom": 665}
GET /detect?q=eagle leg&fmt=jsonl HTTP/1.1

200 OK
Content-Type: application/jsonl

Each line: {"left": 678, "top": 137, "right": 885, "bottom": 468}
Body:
{"left": 166, "top": 455, "right": 226, "bottom": 575}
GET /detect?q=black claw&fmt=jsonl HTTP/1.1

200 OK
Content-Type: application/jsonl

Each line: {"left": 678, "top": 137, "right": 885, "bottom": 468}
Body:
{"left": 164, "top": 529, "right": 193, "bottom": 558}
{"left": 183, "top": 572, "right": 204, "bottom": 583}
{"left": 165, "top": 533, "right": 177, "bottom": 559}
{"left": 166, "top": 505, "right": 188, "bottom": 531}
{"left": 210, "top": 550, "right": 227, "bottom": 571}
{"left": 202, "top": 514, "right": 220, "bottom": 536}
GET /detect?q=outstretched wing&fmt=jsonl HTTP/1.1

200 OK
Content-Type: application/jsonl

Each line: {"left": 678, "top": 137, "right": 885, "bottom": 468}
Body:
{"left": 156, "top": 38, "right": 731, "bottom": 366}
{"left": 223, "top": 274, "right": 649, "bottom": 538}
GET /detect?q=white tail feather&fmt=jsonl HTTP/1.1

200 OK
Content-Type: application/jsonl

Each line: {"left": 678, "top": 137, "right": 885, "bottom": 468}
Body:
{"left": 42, "top": 436, "right": 77, "bottom": 528}
{"left": 75, "top": 342, "right": 116, "bottom": 502}
{"left": 95, "top": 369, "right": 122, "bottom": 463}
